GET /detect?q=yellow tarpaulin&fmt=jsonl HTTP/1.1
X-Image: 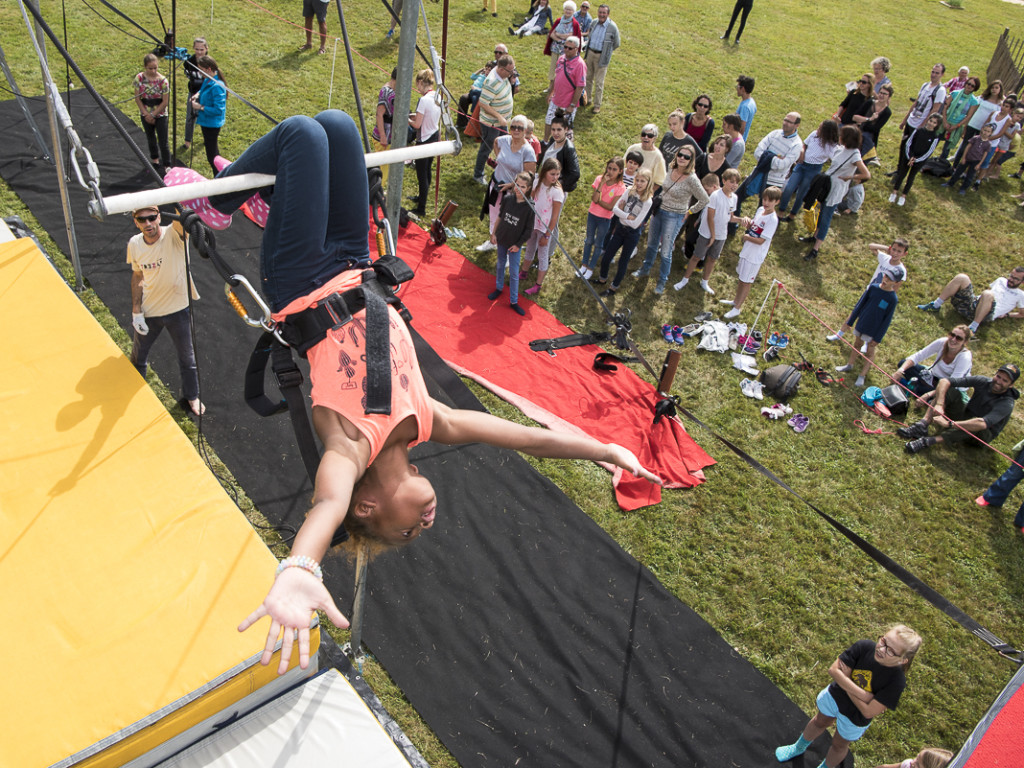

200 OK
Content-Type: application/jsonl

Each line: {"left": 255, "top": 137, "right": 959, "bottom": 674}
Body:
{"left": 0, "top": 237, "right": 305, "bottom": 767}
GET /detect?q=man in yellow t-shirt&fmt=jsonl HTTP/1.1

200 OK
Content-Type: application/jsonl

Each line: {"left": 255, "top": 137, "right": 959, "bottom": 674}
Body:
{"left": 127, "top": 206, "right": 204, "bottom": 415}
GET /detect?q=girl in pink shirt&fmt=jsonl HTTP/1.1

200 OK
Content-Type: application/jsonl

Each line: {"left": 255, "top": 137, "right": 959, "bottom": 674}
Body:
{"left": 579, "top": 157, "right": 625, "bottom": 279}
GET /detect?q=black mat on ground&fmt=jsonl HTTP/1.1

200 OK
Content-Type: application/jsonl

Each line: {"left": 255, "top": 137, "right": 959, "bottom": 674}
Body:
{"left": 2, "top": 93, "right": 828, "bottom": 767}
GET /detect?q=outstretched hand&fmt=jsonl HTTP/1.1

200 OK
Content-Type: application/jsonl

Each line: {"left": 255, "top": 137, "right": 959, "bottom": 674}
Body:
{"left": 238, "top": 567, "right": 350, "bottom": 675}
{"left": 606, "top": 443, "right": 662, "bottom": 485}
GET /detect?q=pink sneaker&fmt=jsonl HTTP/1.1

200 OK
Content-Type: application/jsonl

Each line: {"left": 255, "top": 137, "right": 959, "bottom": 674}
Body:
{"left": 163, "top": 166, "right": 233, "bottom": 230}
{"left": 524, "top": 284, "right": 541, "bottom": 295}
{"left": 212, "top": 155, "right": 232, "bottom": 173}
{"left": 975, "top": 495, "right": 990, "bottom": 508}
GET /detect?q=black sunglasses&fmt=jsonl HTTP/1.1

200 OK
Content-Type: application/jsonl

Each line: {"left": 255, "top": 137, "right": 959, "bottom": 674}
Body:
{"left": 677, "top": 152, "right": 693, "bottom": 160}
{"left": 640, "top": 132, "right": 655, "bottom": 138}
{"left": 135, "top": 214, "right": 159, "bottom": 223}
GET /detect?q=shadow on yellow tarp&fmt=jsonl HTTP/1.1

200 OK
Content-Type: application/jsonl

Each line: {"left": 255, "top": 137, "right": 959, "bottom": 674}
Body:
{"left": 0, "top": 237, "right": 305, "bottom": 768}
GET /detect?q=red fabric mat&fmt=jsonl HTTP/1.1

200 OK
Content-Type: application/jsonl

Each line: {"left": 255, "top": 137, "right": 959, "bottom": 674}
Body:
{"left": 387, "top": 222, "right": 715, "bottom": 509}
{"left": 963, "top": 672, "right": 1024, "bottom": 768}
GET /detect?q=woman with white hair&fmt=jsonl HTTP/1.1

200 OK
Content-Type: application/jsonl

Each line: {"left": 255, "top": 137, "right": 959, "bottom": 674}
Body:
{"left": 475, "top": 114, "right": 538, "bottom": 252}
{"left": 543, "top": 1, "right": 581, "bottom": 84}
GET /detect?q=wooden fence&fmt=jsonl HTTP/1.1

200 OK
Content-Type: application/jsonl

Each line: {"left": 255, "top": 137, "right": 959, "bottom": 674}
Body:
{"left": 988, "top": 27, "right": 1024, "bottom": 95}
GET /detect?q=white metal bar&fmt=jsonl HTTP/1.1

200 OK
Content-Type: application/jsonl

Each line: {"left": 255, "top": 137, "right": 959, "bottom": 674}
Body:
{"left": 91, "top": 141, "right": 458, "bottom": 219}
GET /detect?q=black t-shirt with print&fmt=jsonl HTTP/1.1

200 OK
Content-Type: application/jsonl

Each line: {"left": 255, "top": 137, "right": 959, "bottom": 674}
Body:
{"left": 827, "top": 639, "right": 907, "bottom": 727}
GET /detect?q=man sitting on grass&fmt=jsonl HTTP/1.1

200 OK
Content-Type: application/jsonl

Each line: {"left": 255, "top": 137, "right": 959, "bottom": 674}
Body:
{"left": 917, "top": 267, "right": 1024, "bottom": 336}
{"left": 899, "top": 364, "right": 1020, "bottom": 454}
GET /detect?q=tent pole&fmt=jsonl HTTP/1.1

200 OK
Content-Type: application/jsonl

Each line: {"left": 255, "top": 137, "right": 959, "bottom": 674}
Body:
{"left": 26, "top": 0, "right": 84, "bottom": 292}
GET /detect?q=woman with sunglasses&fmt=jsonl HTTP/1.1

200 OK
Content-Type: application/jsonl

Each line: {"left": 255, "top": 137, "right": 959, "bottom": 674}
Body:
{"left": 895, "top": 326, "right": 973, "bottom": 401}
{"left": 476, "top": 115, "right": 538, "bottom": 252}
{"left": 695, "top": 135, "right": 733, "bottom": 185}
{"left": 683, "top": 94, "right": 715, "bottom": 153}
{"left": 939, "top": 77, "right": 981, "bottom": 160}
{"left": 837, "top": 73, "right": 875, "bottom": 126}
{"left": 636, "top": 147, "right": 708, "bottom": 294}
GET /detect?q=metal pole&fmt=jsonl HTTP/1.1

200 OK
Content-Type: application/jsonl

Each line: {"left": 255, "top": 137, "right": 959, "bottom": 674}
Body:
{"left": 27, "top": 0, "right": 83, "bottom": 292}
{"left": 345, "top": 542, "right": 372, "bottom": 667}
{"left": 386, "top": 0, "right": 421, "bottom": 233}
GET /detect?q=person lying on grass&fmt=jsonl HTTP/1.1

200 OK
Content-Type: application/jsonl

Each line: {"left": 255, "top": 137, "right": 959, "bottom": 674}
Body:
{"left": 172, "top": 109, "right": 661, "bottom": 674}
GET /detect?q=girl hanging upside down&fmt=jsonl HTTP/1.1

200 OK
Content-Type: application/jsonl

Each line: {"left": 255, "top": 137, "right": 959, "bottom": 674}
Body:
{"left": 181, "top": 110, "right": 660, "bottom": 674}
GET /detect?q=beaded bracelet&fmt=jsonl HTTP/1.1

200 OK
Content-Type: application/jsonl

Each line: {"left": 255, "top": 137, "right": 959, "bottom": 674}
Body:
{"left": 275, "top": 555, "right": 323, "bottom": 582}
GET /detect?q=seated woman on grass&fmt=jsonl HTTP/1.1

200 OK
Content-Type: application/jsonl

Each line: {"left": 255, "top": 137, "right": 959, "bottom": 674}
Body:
{"left": 174, "top": 110, "right": 661, "bottom": 673}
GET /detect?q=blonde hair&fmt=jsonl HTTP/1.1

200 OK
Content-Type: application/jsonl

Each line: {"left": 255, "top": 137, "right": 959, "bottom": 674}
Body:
{"left": 917, "top": 748, "right": 953, "bottom": 768}
{"left": 889, "top": 623, "right": 923, "bottom": 669}
{"left": 631, "top": 168, "right": 654, "bottom": 201}
{"left": 415, "top": 69, "right": 435, "bottom": 87}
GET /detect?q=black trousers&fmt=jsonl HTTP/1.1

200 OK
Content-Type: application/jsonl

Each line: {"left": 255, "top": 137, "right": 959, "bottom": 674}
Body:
{"left": 724, "top": 0, "right": 754, "bottom": 40}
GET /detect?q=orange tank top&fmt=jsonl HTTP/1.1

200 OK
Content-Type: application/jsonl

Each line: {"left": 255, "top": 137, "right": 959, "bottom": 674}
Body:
{"left": 273, "top": 270, "right": 433, "bottom": 464}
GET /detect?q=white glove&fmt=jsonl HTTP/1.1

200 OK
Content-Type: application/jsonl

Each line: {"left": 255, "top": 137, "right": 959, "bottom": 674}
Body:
{"left": 132, "top": 313, "right": 149, "bottom": 336}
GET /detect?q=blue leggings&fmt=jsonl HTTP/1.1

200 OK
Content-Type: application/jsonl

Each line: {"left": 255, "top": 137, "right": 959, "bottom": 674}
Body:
{"left": 210, "top": 111, "right": 371, "bottom": 312}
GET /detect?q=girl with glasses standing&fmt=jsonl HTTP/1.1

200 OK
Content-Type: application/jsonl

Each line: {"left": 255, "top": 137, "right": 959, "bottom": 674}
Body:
{"left": 776, "top": 625, "right": 922, "bottom": 768}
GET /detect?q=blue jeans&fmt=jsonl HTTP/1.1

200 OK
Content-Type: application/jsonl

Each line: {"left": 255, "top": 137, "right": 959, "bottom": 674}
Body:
{"left": 780, "top": 161, "right": 822, "bottom": 214}
{"left": 496, "top": 244, "right": 522, "bottom": 303}
{"left": 599, "top": 222, "right": 642, "bottom": 287}
{"left": 983, "top": 447, "right": 1024, "bottom": 527}
{"left": 640, "top": 208, "right": 687, "bottom": 285}
{"left": 814, "top": 203, "right": 838, "bottom": 242}
{"left": 210, "top": 111, "right": 371, "bottom": 312}
{"left": 131, "top": 307, "right": 199, "bottom": 401}
{"left": 582, "top": 213, "right": 612, "bottom": 270}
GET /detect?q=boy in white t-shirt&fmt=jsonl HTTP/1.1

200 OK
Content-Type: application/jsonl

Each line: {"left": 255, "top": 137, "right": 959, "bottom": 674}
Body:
{"left": 674, "top": 168, "right": 748, "bottom": 294}
{"left": 827, "top": 238, "right": 909, "bottom": 342}
{"left": 719, "top": 186, "right": 780, "bottom": 319}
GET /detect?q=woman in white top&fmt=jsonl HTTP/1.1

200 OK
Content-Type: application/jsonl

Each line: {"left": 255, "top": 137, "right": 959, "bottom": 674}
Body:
{"left": 778, "top": 119, "right": 840, "bottom": 221}
{"left": 978, "top": 97, "right": 1017, "bottom": 182}
{"left": 952, "top": 80, "right": 1003, "bottom": 166}
{"left": 408, "top": 69, "right": 441, "bottom": 216}
{"left": 801, "top": 125, "right": 869, "bottom": 261}
{"left": 519, "top": 157, "right": 565, "bottom": 295}
{"left": 895, "top": 326, "right": 973, "bottom": 399}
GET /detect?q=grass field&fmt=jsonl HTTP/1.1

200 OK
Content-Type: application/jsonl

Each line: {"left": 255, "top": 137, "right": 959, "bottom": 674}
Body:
{"left": 3, "top": 1, "right": 1024, "bottom": 765}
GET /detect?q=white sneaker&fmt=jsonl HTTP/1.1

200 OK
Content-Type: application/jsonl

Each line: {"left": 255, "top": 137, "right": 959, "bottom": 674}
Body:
{"left": 673, "top": 277, "right": 689, "bottom": 291}
{"left": 700, "top": 280, "right": 715, "bottom": 295}
{"left": 724, "top": 307, "right": 740, "bottom": 319}
{"left": 719, "top": 299, "right": 735, "bottom": 306}
{"left": 888, "top": 192, "right": 897, "bottom": 203}
{"left": 476, "top": 240, "right": 496, "bottom": 252}
{"left": 836, "top": 364, "right": 852, "bottom": 372}
{"left": 740, "top": 378, "right": 764, "bottom": 400}
{"left": 826, "top": 333, "right": 843, "bottom": 342}
{"left": 897, "top": 195, "right": 906, "bottom": 207}
{"left": 580, "top": 267, "right": 593, "bottom": 280}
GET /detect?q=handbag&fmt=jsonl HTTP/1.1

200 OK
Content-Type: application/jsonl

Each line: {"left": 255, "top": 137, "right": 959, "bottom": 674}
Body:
{"left": 802, "top": 201, "right": 819, "bottom": 233}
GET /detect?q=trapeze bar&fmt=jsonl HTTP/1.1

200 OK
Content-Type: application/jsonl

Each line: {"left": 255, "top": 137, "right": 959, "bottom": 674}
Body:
{"left": 90, "top": 140, "right": 459, "bottom": 220}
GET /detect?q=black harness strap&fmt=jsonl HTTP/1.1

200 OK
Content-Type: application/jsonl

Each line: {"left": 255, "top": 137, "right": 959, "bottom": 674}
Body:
{"left": 529, "top": 331, "right": 611, "bottom": 356}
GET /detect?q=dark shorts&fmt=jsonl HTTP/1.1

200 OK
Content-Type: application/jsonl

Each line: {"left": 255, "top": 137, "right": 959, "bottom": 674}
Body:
{"left": 951, "top": 284, "right": 996, "bottom": 323}
{"left": 303, "top": 0, "right": 328, "bottom": 23}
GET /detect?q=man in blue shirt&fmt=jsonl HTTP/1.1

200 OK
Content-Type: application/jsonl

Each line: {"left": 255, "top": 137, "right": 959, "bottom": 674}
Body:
{"left": 582, "top": 4, "right": 620, "bottom": 115}
{"left": 735, "top": 74, "right": 757, "bottom": 142}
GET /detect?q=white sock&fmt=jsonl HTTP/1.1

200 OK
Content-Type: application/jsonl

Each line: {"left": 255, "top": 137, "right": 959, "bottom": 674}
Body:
{"left": 933, "top": 297, "right": 945, "bottom": 307}
{"left": 724, "top": 307, "right": 740, "bottom": 319}
{"left": 701, "top": 280, "right": 715, "bottom": 294}
{"left": 855, "top": 376, "right": 866, "bottom": 387}
{"left": 969, "top": 321, "right": 979, "bottom": 333}
{"left": 674, "top": 277, "right": 689, "bottom": 290}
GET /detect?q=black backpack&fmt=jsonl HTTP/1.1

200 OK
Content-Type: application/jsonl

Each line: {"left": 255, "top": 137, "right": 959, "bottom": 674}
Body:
{"left": 760, "top": 364, "right": 802, "bottom": 400}
{"left": 920, "top": 157, "right": 953, "bottom": 177}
